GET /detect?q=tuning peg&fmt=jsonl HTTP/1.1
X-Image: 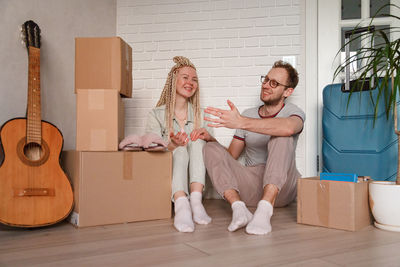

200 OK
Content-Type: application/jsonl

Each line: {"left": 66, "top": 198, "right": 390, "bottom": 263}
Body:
{"left": 19, "top": 25, "right": 23, "bottom": 32}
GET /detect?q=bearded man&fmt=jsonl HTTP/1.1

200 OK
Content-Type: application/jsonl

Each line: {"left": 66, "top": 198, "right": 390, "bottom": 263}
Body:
{"left": 200, "top": 60, "right": 305, "bottom": 235}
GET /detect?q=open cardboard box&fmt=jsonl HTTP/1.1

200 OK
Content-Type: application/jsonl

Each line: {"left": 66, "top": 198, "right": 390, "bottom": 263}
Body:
{"left": 61, "top": 150, "right": 172, "bottom": 227}
{"left": 297, "top": 177, "right": 372, "bottom": 231}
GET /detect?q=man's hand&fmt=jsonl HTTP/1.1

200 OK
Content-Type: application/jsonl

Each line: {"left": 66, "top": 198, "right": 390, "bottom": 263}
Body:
{"left": 190, "top": 128, "right": 215, "bottom": 142}
{"left": 204, "top": 100, "right": 243, "bottom": 129}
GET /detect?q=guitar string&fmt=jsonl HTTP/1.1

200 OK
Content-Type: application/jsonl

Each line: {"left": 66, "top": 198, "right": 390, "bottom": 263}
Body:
{"left": 28, "top": 45, "right": 32, "bottom": 190}
{"left": 30, "top": 46, "right": 33, "bottom": 189}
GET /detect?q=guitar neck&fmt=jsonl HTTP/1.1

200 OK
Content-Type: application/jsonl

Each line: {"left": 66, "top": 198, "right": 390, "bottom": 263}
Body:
{"left": 27, "top": 46, "right": 42, "bottom": 145}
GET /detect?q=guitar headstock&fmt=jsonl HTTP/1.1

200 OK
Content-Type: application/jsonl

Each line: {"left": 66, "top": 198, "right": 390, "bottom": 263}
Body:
{"left": 21, "top": 20, "right": 41, "bottom": 51}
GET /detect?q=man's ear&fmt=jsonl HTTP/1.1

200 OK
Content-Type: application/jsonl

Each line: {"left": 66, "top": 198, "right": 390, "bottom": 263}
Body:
{"left": 283, "top": 87, "right": 294, "bottom": 98}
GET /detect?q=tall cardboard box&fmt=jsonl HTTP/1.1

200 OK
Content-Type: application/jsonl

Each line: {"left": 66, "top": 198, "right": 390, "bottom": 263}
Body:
{"left": 76, "top": 89, "right": 124, "bottom": 151}
{"left": 75, "top": 37, "right": 132, "bottom": 97}
{"left": 61, "top": 151, "right": 172, "bottom": 227}
{"left": 297, "top": 177, "right": 372, "bottom": 231}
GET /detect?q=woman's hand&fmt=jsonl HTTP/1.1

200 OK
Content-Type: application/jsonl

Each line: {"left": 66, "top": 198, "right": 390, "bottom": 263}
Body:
{"left": 190, "top": 128, "right": 215, "bottom": 142}
{"left": 169, "top": 130, "right": 189, "bottom": 150}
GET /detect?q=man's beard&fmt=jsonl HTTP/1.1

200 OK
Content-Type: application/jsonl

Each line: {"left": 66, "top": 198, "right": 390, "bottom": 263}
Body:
{"left": 260, "top": 93, "right": 284, "bottom": 106}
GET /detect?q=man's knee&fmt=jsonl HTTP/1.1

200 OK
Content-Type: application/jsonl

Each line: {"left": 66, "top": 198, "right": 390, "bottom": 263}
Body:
{"left": 268, "top": 136, "right": 295, "bottom": 152}
{"left": 269, "top": 136, "right": 294, "bottom": 144}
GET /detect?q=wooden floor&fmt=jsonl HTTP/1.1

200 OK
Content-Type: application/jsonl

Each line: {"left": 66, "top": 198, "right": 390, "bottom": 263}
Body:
{"left": 1, "top": 200, "right": 400, "bottom": 267}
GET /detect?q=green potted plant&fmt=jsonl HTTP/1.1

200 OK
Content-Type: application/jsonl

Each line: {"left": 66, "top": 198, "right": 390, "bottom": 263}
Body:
{"left": 333, "top": 4, "right": 400, "bottom": 232}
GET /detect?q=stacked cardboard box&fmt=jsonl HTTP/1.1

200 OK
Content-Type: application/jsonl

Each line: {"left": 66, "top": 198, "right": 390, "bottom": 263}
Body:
{"left": 62, "top": 151, "right": 172, "bottom": 227}
{"left": 66, "top": 37, "right": 172, "bottom": 227}
{"left": 75, "top": 37, "right": 132, "bottom": 151}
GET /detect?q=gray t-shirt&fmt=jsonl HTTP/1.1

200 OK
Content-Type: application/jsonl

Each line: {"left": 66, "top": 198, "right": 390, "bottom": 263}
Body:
{"left": 234, "top": 103, "right": 305, "bottom": 166}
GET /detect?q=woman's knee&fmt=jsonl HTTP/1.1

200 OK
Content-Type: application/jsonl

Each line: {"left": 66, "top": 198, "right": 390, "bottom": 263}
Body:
{"left": 191, "top": 139, "right": 206, "bottom": 147}
{"left": 189, "top": 139, "right": 205, "bottom": 156}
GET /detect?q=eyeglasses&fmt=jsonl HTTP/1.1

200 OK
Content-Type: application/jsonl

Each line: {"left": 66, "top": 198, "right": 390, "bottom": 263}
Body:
{"left": 260, "top": 76, "right": 289, "bottom": 88}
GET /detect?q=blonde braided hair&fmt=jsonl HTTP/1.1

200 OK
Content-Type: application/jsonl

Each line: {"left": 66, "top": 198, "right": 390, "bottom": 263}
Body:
{"left": 156, "top": 56, "right": 201, "bottom": 136}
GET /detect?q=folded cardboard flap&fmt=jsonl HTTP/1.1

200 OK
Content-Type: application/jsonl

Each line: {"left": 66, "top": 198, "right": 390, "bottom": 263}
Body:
{"left": 297, "top": 177, "right": 372, "bottom": 231}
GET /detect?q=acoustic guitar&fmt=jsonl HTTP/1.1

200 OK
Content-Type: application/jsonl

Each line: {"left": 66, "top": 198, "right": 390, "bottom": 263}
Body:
{"left": 0, "top": 20, "right": 73, "bottom": 227}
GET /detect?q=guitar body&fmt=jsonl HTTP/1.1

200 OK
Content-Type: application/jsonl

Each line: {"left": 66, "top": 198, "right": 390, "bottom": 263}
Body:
{"left": 0, "top": 118, "right": 73, "bottom": 227}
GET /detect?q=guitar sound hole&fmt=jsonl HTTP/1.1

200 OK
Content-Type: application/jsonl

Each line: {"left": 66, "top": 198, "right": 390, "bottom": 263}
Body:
{"left": 17, "top": 138, "right": 50, "bottom": 166}
{"left": 23, "top": 142, "right": 43, "bottom": 161}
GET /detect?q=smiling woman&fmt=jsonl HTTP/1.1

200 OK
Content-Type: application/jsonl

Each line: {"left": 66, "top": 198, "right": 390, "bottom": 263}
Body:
{"left": 175, "top": 67, "right": 198, "bottom": 100}
{"left": 145, "top": 56, "right": 216, "bottom": 233}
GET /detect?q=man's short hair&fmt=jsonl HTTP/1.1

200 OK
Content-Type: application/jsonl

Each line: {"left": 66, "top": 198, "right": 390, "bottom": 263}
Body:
{"left": 272, "top": 60, "right": 299, "bottom": 89}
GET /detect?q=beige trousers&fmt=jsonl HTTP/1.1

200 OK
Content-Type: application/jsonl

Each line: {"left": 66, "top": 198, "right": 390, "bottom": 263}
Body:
{"left": 203, "top": 137, "right": 300, "bottom": 207}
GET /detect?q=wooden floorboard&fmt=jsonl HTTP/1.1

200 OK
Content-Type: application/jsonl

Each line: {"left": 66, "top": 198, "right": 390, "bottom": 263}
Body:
{"left": 1, "top": 199, "right": 400, "bottom": 266}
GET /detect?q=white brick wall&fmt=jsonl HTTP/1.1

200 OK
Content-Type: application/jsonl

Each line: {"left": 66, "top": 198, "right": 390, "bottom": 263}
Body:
{"left": 117, "top": 0, "right": 306, "bottom": 174}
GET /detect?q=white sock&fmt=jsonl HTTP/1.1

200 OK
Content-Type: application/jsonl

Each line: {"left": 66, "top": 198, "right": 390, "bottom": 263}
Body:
{"left": 190, "top": 192, "right": 212, "bottom": 225}
{"left": 228, "top": 201, "right": 253, "bottom": 232}
{"left": 245, "top": 200, "right": 273, "bottom": 235}
{"left": 174, "top": 196, "right": 194, "bottom": 233}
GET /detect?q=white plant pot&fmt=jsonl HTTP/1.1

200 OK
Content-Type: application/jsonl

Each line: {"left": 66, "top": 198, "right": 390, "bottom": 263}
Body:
{"left": 369, "top": 181, "right": 400, "bottom": 232}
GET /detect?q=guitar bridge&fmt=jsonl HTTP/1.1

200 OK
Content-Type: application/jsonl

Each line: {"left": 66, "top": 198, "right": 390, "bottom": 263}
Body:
{"left": 14, "top": 188, "right": 55, "bottom": 197}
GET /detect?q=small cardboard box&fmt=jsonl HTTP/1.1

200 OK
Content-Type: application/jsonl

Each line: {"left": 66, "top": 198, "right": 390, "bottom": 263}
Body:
{"left": 61, "top": 151, "right": 172, "bottom": 227}
{"left": 297, "top": 177, "right": 372, "bottom": 231}
{"left": 76, "top": 89, "right": 124, "bottom": 151}
{"left": 75, "top": 37, "right": 132, "bottom": 97}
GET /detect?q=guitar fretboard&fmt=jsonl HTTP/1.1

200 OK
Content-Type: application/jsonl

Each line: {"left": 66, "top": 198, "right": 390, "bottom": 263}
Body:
{"left": 27, "top": 46, "right": 41, "bottom": 145}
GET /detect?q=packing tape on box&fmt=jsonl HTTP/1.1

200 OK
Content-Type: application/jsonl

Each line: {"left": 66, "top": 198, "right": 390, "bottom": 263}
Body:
{"left": 123, "top": 152, "right": 133, "bottom": 180}
{"left": 317, "top": 181, "right": 330, "bottom": 227}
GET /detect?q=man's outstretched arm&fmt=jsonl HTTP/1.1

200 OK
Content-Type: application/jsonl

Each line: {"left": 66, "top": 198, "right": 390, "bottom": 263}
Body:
{"left": 204, "top": 100, "right": 303, "bottom": 137}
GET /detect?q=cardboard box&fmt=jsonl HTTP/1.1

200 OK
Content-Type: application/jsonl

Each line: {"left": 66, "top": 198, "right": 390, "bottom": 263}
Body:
{"left": 61, "top": 151, "right": 172, "bottom": 227}
{"left": 76, "top": 89, "right": 124, "bottom": 151}
{"left": 297, "top": 177, "right": 372, "bottom": 231}
{"left": 75, "top": 37, "right": 132, "bottom": 97}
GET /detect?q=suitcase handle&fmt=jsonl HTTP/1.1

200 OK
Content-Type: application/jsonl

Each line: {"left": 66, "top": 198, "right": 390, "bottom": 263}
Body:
{"left": 341, "top": 79, "right": 375, "bottom": 92}
{"left": 344, "top": 26, "right": 375, "bottom": 38}
{"left": 343, "top": 26, "right": 376, "bottom": 92}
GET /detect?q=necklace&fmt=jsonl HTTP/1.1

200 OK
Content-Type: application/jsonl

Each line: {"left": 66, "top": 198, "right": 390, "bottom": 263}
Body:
{"left": 174, "top": 111, "right": 187, "bottom": 124}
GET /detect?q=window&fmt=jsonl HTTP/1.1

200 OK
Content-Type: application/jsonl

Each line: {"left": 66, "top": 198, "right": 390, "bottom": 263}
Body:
{"left": 339, "top": 0, "right": 395, "bottom": 78}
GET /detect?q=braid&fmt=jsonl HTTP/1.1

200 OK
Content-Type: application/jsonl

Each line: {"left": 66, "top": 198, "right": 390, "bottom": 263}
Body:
{"left": 155, "top": 56, "right": 201, "bottom": 137}
{"left": 189, "top": 85, "right": 201, "bottom": 129}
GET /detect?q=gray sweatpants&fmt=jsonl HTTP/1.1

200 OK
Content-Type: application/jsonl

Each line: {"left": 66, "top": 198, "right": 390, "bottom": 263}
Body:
{"left": 203, "top": 136, "right": 300, "bottom": 207}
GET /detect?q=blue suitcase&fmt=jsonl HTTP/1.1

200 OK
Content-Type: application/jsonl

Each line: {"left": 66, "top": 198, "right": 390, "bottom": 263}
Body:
{"left": 322, "top": 80, "right": 398, "bottom": 181}
{"left": 322, "top": 26, "right": 399, "bottom": 181}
